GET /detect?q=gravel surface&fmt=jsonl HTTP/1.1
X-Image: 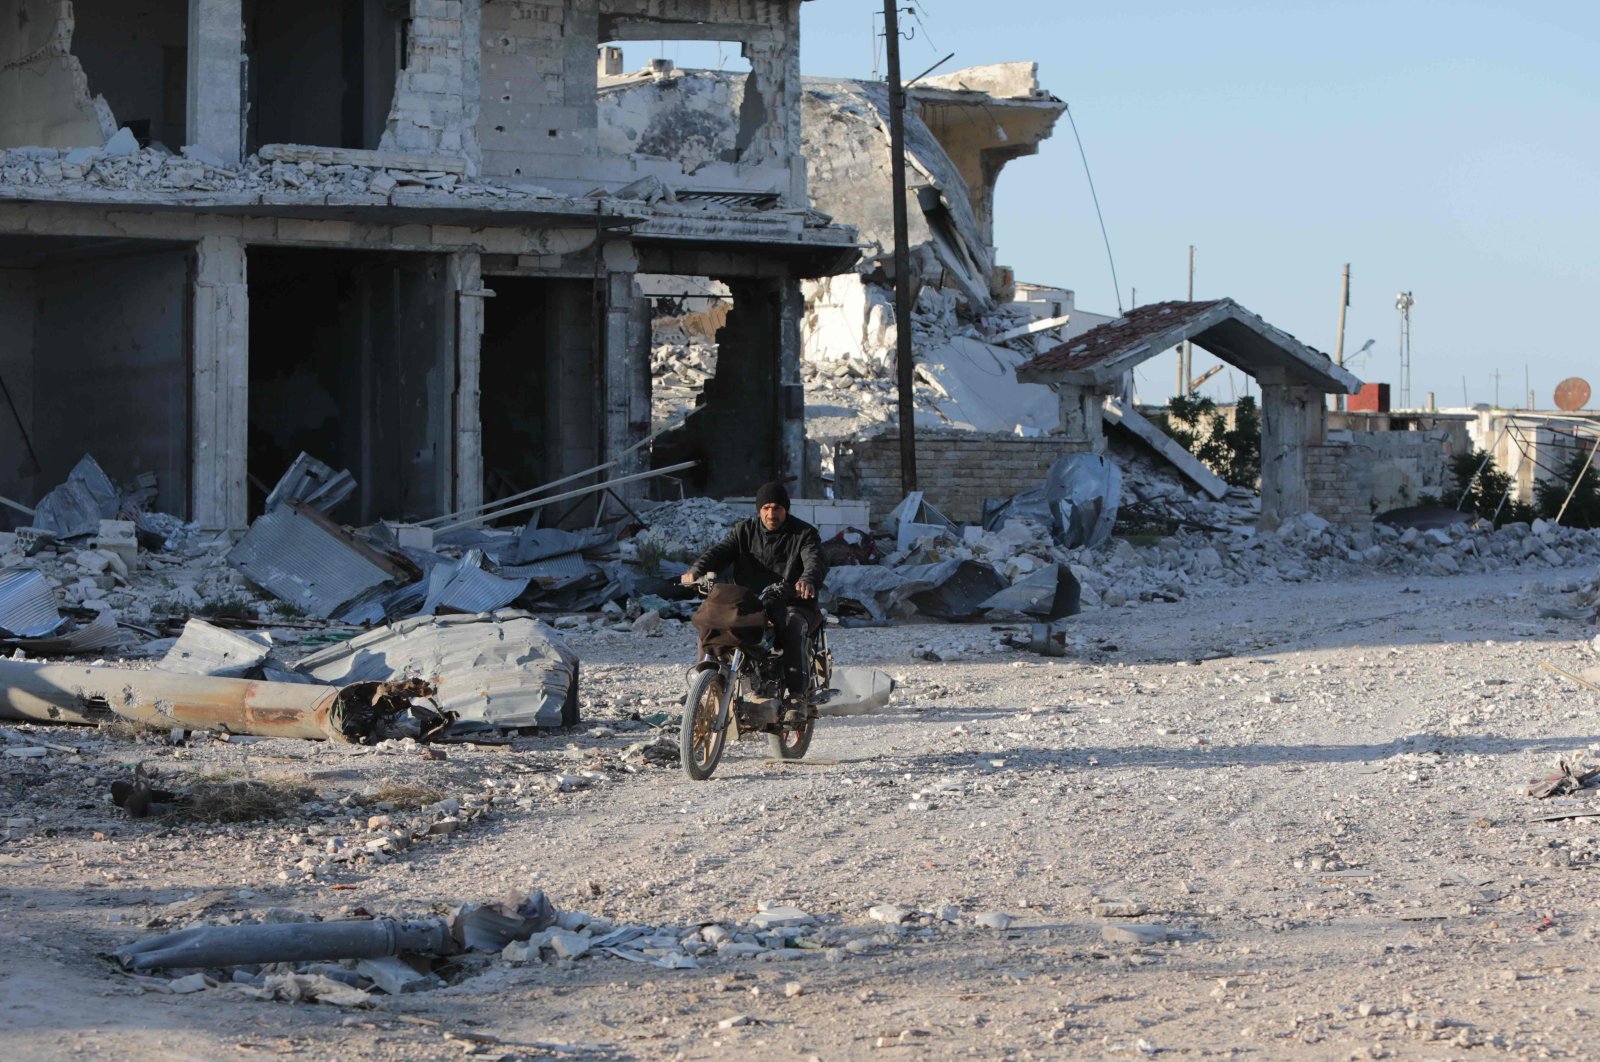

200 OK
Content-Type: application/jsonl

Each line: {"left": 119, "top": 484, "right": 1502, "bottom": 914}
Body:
{"left": 5, "top": 566, "right": 1600, "bottom": 1059}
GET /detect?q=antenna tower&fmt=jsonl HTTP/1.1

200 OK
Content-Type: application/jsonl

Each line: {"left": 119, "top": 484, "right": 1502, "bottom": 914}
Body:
{"left": 1396, "top": 291, "right": 1415, "bottom": 409}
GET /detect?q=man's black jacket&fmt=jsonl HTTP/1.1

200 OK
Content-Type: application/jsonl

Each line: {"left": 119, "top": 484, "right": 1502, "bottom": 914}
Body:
{"left": 688, "top": 515, "right": 828, "bottom": 600}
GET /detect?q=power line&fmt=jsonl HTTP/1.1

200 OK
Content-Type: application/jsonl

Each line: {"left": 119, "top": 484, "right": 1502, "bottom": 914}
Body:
{"left": 1065, "top": 104, "right": 1122, "bottom": 315}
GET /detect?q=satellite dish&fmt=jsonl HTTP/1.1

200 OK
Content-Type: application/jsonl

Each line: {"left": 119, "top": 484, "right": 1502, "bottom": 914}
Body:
{"left": 1555, "top": 377, "right": 1591, "bottom": 412}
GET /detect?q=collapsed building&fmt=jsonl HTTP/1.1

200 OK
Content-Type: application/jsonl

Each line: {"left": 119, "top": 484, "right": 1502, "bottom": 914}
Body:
{"left": 0, "top": 0, "right": 857, "bottom": 532}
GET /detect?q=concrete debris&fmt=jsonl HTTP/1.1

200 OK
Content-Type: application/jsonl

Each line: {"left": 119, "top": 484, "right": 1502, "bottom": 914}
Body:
{"left": 292, "top": 611, "right": 579, "bottom": 731}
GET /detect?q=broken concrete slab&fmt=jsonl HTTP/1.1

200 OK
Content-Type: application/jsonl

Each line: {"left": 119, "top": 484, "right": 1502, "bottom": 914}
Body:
{"left": 292, "top": 610, "right": 579, "bottom": 730}
{"left": 1104, "top": 398, "right": 1228, "bottom": 500}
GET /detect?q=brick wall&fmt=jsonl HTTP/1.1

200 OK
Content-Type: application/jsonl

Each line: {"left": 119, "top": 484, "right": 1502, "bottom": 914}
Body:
{"left": 834, "top": 432, "right": 1093, "bottom": 525}
{"left": 1306, "top": 429, "right": 1463, "bottom": 526}
{"left": 383, "top": 0, "right": 478, "bottom": 162}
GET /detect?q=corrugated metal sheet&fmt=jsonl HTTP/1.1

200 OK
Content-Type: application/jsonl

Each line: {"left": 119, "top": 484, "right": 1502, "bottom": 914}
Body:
{"left": 419, "top": 550, "right": 529, "bottom": 616}
{"left": 226, "top": 506, "right": 398, "bottom": 619}
{"left": 263, "top": 452, "right": 357, "bottom": 514}
{"left": 6, "top": 608, "right": 122, "bottom": 654}
{"left": 158, "top": 618, "right": 273, "bottom": 677}
{"left": 498, "top": 552, "right": 594, "bottom": 591}
{"left": 514, "top": 526, "right": 614, "bottom": 564}
{"left": 0, "top": 569, "right": 66, "bottom": 638}
{"left": 293, "top": 610, "right": 578, "bottom": 729}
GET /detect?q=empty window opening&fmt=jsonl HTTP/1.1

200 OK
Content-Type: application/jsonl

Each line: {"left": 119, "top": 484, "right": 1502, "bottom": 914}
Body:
{"left": 71, "top": 0, "right": 190, "bottom": 148}
{"left": 0, "top": 235, "right": 191, "bottom": 527}
{"left": 478, "top": 277, "right": 602, "bottom": 524}
{"left": 247, "top": 248, "right": 450, "bottom": 524}
{"left": 244, "top": 0, "right": 404, "bottom": 153}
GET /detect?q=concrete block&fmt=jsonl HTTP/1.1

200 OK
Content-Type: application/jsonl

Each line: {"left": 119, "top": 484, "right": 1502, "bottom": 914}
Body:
{"left": 94, "top": 520, "right": 138, "bottom": 570}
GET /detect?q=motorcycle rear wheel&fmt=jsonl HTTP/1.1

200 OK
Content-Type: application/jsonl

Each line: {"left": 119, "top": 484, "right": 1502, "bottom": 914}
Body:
{"left": 768, "top": 717, "right": 814, "bottom": 760}
{"left": 681, "top": 669, "right": 728, "bottom": 781}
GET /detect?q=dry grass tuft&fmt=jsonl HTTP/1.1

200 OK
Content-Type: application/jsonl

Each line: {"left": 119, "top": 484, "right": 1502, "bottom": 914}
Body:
{"left": 368, "top": 782, "right": 444, "bottom": 810}
{"left": 180, "top": 772, "right": 316, "bottom": 822}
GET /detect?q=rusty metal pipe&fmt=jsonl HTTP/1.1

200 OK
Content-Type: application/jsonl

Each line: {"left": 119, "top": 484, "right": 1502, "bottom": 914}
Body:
{"left": 0, "top": 660, "right": 444, "bottom": 743}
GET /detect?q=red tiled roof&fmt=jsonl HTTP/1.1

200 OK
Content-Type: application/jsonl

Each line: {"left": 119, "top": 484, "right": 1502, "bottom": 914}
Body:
{"left": 1021, "top": 299, "right": 1226, "bottom": 375}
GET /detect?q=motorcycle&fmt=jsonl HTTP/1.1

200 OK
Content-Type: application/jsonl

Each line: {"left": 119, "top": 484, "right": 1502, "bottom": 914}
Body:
{"left": 680, "top": 576, "right": 832, "bottom": 781}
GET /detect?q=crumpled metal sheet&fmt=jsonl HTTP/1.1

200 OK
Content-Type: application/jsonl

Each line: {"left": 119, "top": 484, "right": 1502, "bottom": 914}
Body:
{"left": 976, "top": 563, "right": 1082, "bottom": 622}
{"left": 31, "top": 455, "right": 120, "bottom": 539}
{"left": 514, "top": 524, "right": 614, "bottom": 565}
{"left": 813, "top": 665, "right": 896, "bottom": 717}
{"left": 292, "top": 610, "right": 579, "bottom": 729}
{"left": 887, "top": 491, "right": 957, "bottom": 552}
{"left": 0, "top": 569, "right": 66, "bottom": 638}
{"left": 896, "top": 559, "right": 1008, "bottom": 622}
{"left": 227, "top": 505, "right": 401, "bottom": 619}
{"left": 158, "top": 618, "right": 273, "bottom": 677}
{"left": 418, "top": 549, "right": 530, "bottom": 616}
{"left": 263, "top": 452, "right": 357, "bottom": 514}
{"left": 499, "top": 551, "right": 596, "bottom": 591}
{"left": 3, "top": 609, "right": 122, "bottom": 655}
{"left": 820, "top": 565, "right": 910, "bottom": 622}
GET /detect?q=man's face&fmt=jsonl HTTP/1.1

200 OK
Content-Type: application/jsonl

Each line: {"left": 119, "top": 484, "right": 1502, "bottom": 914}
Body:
{"left": 760, "top": 502, "right": 787, "bottom": 530}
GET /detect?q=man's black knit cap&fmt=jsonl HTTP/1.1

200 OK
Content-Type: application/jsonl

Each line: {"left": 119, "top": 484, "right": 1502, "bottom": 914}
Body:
{"left": 755, "top": 481, "right": 790, "bottom": 509}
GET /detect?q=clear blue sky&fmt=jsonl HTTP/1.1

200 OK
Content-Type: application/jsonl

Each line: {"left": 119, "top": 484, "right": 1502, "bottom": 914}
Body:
{"left": 627, "top": 2, "right": 1600, "bottom": 410}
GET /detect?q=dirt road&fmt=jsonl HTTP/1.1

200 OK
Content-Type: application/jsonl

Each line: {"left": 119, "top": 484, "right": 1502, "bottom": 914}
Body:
{"left": 4, "top": 567, "right": 1600, "bottom": 1059}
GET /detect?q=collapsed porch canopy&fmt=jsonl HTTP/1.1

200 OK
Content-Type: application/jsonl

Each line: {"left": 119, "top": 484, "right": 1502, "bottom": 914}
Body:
{"left": 1017, "top": 298, "right": 1363, "bottom": 395}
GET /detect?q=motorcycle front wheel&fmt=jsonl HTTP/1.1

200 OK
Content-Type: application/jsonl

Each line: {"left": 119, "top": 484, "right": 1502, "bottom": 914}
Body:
{"left": 681, "top": 669, "right": 728, "bottom": 780}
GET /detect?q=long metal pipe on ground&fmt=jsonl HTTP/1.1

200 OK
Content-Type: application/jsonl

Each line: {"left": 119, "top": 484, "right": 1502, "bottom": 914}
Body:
{"left": 0, "top": 660, "right": 445, "bottom": 743}
{"left": 117, "top": 918, "right": 455, "bottom": 972}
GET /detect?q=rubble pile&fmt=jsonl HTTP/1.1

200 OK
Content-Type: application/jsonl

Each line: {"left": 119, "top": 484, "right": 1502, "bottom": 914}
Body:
{"left": 0, "top": 144, "right": 541, "bottom": 201}
{"left": 114, "top": 878, "right": 1009, "bottom": 1004}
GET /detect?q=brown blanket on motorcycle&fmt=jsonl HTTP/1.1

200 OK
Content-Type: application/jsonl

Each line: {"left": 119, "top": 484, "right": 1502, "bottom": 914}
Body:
{"left": 691, "top": 583, "right": 769, "bottom": 650}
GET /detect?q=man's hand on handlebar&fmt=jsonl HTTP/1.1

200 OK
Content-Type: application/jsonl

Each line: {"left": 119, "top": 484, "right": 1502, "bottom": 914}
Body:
{"left": 679, "top": 570, "right": 697, "bottom": 586}
{"left": 795, "top": 579, "right": 816, "bottom": 601}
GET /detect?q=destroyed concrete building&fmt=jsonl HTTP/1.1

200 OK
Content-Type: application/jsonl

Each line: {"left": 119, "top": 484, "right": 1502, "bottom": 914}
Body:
{"left": 603, "top": 59, "right": 1115, "bottom": 446}
{"left": 0, "top": 0, "right": 857, "bottom": 531}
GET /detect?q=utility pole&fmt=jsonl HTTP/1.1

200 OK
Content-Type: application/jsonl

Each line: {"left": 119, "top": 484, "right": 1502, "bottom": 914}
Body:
{"left": 1334, "top": 263, "right": 1350, "bottom": 412}
{"left": 884, "top": 0, "right": 916, "bottom": 495}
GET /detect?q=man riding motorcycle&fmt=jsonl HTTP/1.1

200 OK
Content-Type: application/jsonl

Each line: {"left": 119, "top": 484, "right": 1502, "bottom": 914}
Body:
{"left": 680, "top": 481, "right": 827, "bottom": 726}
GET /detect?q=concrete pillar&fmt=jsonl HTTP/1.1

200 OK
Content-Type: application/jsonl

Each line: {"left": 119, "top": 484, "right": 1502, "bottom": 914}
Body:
{"left": 1258, "top": 369, "right": 1325, "bottom": 529}
{"left": 191, "top": 235, "right": 248, "bottom": 531}
{"left": 449, "top": 252, "right": 485, "bottom": 517}
{"left": 778, "top": 276, "right": 807, "bottom": 494}
{"left": 187, "top": 0, "right": 243, "bottom": 167}
{"left": 602, "top": 269, "right": 641, "bottom": 498}
{"left": 1055, "top": 384, "right": 1107, "bottom": 452}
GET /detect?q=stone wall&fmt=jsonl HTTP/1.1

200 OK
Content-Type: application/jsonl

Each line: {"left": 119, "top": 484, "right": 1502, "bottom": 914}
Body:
{"left": 834, "top": 432, "right": 1092, "bottom": 525}
{"left": 1306, "top": 428, "right": 1464, "bottom": 526}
